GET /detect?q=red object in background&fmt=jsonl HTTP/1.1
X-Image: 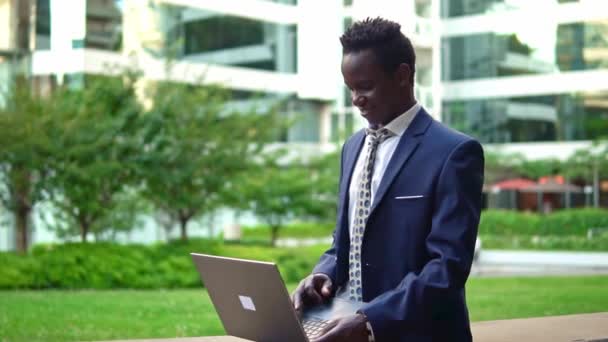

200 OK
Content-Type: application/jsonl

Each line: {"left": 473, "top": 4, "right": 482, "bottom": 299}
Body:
{"left": 538, "top": 175, "right": 565, "bottom": 185}
{"left": 492, "top": 178, "right": 536, "bottom": 191}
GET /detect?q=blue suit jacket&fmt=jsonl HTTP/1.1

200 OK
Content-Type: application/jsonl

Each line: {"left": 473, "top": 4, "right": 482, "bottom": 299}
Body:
{"left": 313, "top": 108, "right": 484, "bottom": 341}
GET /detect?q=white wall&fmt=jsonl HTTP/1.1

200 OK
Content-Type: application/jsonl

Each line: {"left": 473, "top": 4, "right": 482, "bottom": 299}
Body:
{"left": 159, "top": 0, "right": 299, "bottom": 25}
{"left": 296, "top": 0, "right": 343, "bottom": 100}
{"left": 441, "top": 1, "right": 608, "bottom": 38}
{"left": 442, "top": 70, "right": 608, "bottom": 101}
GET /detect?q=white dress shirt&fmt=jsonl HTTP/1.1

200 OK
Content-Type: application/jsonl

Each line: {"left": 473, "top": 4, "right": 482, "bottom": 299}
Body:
{"left": 347, "top": 103, "right": 421, "bottom": 238}
{"left": 335, "top": 103, "right": 421, "bottom": 309}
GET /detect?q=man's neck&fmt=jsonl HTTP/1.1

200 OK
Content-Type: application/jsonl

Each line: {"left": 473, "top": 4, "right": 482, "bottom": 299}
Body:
{"left": 375, "top": 100, "right": 417, "bottom": 128}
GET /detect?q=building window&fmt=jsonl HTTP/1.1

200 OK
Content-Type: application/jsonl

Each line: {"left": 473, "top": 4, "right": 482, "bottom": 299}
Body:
{"left": 331, "top": 110, "right": 355, "bottom": 143}
{"left": 442, "top": 20, "right": 608, "bottom": 81}
{"left": 443, "top": 91, "right": 608, "bottom": 143}
{"left": 35, "top": 0, "right": 51, "bottom": 50}
{"left": 85, "top": 0, "right": 123, "bottom": 51}
{"left": 441, "top": 0, "right": 580, "bottom": 18}
{"left": 161, "top": 6, "right": 297, "bottom": 73}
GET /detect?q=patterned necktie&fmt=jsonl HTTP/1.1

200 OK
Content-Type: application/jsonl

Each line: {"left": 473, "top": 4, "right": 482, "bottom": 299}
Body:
{"left": 348, "top": 127, "right": 394, "bottom": 301}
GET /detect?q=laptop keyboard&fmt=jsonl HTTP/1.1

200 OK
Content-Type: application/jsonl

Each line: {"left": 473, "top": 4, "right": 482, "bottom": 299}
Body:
{"left": 302, "top": 318, "right": 330, "bottom": 338}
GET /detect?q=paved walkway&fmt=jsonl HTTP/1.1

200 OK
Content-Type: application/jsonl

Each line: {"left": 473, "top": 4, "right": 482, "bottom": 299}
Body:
{"left": 275, "top": 237, "right": 608, "bottom": 277}
{"left": 472, "top": 250, "right": 608, "bottom": 277}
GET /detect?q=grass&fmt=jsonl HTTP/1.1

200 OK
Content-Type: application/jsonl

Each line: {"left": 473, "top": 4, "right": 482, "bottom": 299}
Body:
{"left": 465, "top": 276, "right": 608, "bottom": 321}
{"left": 1, "top": 276, "right": 607, "bottom": 342}
{"left": 0, "top": 289, "right": 223, "bottom": 342}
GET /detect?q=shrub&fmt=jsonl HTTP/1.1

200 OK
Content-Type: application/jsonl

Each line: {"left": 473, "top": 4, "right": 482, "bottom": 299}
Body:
{"left": 478, "top": 208, "right": 608, "bottom": 237}
{"left": 539, "top": 208, "right": 608, "bottom": 236}
{"left": 478, "top": 210, "right": 541, "bottom": 236}
{"left": 0, "top": 239, "right": 331, "bottom": 290}
{"left": 242, "top": 222, "right": 334, "bottom": 240}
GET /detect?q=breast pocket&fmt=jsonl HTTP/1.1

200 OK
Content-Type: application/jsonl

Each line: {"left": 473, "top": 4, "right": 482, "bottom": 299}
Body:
{"left": 392, "top": 195, "right": 431, "bottom": 225}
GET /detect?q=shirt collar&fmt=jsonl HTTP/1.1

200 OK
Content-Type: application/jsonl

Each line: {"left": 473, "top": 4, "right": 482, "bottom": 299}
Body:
{"left": 382, "top": 102, "right": 421, "bottom": 137}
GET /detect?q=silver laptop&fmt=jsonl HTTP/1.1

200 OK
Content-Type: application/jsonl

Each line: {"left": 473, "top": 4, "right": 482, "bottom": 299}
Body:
{"left": 191, "top": 253, "right": 362, "bottom": 342}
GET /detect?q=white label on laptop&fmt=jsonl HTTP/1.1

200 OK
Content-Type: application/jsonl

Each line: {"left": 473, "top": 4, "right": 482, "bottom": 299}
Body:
{"left": 238, "top": 295, "right": 256, "bottom": 311}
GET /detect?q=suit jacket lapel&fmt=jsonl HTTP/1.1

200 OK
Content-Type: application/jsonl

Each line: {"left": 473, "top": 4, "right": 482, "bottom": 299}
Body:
{"left": 370, "top": 109, "right": 433, "bottom": 213}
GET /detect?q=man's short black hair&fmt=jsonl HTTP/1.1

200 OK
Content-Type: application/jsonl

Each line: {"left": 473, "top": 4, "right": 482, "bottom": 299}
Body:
{"left": 340, "top": 17, "right": 416, "bottom": 82}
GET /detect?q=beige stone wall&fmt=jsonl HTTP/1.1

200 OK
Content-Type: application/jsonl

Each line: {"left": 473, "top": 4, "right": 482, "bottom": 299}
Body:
{"left": 122, "top": 0, "right": 164, "bottom": 56}
{"left": 0, "top": 0, "right": 16, "bottom": 51}
{"left": 122, "top": 0, "right": 167, "bottom": 110}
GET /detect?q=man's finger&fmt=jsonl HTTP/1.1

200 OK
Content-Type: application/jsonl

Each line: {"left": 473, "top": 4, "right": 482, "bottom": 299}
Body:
{"left": 292, "top": 290, "right": 302, "bottom": 311}
{"left": 304, "top": 283, "right": 323, "bottom": 305}
{"left": 321, "top": 279, "right": 332, "bottom": 298}
{"left": 292, "top": 280, "right": 306, "bottom": 310}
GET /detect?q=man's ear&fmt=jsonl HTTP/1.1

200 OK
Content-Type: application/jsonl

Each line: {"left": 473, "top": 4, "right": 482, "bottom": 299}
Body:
{"left": 396, "top": 63, "right": 412, "bottom": 87}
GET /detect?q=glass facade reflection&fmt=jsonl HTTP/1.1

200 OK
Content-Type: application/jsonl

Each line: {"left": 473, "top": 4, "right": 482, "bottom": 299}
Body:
{"left": 225, "top": 91, "right": 319, "bottom": 143}
{"left": 35, "top": 0, "right": 50, "bottom": 50}
{"left": 289, "top": 105, "right": 321, "bottom": 142}
{"left": 331, "top": 111, "right": 355, "bottom": 143}
{"left": 557, "top": 21, "right": 608, "bottom": 71}
{"left": 161, "top": 5, "right": 297, "bottom": 73}
{"left": 443, "top": 91, "right": 608, "bottom": 143}
{"left": 441, "top": 0, "right": 579, "bottom": 18}
{"left": 442, "top": 20, "right": 608, "bottom": 81}
{"left": 85, "top": 0, "right": 123, "bottom": 51}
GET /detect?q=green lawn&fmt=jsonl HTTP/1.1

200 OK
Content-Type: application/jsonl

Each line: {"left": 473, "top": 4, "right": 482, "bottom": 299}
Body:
{"left": 1, "top": 276, "right": 607, "bottom": 342}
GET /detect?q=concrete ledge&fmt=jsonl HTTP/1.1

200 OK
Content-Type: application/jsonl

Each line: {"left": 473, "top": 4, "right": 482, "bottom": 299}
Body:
{"left": 472, "top": 312, "right": 608, "bottom": 342}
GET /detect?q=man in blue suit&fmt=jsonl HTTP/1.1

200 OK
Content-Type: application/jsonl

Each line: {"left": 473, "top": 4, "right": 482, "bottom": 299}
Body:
{"left": 292, "top": 17, "right": 484, "bottom": 341}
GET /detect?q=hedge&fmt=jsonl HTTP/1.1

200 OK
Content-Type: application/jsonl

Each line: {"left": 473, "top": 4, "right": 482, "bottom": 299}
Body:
{"left": 242, "top": 222, "right": 334, "bottom": 240}
{"left": 479, "top": 208, "right": 608, "bottom": 236}
{"left": 3, "top": 208, "right": 607, "bottom": 289}
{"left": 0, "top": 240, "right": 330, "bottom": 290}
{"left": 243, "top": 209, "right": 608, "bottom": 239}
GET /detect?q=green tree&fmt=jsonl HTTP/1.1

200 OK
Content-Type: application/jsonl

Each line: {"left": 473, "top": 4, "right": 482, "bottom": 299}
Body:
{"left": 47, "top": 74, "right": 144, "bottom": 242}
{"left": 515, "top": 158, "right": 563, "bottom": 179}
{"left": 0, "top": 78, "right": 54, "bottom": 252}
{"left": 240, "top": 149, "right": 339, "bottom": 246}
{"left": 140, "top": 82, "right": 279, "bottom": 241}
{"left": 308, "top": 150, "right": 340, "bottom": 222}
{"left": 565, "top": 141, "right": 608, "bottom": 207}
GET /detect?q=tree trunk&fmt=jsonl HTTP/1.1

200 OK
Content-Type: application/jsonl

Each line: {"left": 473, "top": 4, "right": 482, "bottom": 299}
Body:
{"left": 179, "top": 217, "right": 189, "bottom": 241}
{"left": 593, "top": 161, "right": 600, "bottom": 208}
{"left": 80, "top": 225, "right": 89, "bottom": 243}
{"left": 270, "top": 225, "right": 280, "bottom": 247}
{"left": 12, "top": 167, "right": 32, "bottom": 253}
{"left": 79, "top": 217, "right": 90, "bottom": 243}
{"left": 15, "top": 206, "right": 30, "bottom": 253}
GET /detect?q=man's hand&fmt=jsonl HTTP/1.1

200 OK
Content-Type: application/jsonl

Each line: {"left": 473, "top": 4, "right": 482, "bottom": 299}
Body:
{"left": 292, "top": 273, "right": 333, "bottom": 313}
{"left": 311, "top": 313, "right": 369, "bottom": 342}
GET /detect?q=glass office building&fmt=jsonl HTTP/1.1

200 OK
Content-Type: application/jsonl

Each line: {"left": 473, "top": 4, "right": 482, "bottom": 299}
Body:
{"left": 4, "top": 0, "right": 607, "bottom": 146}
{"left": 1, "top": 0, "right": 606, "bottom": 249}
{"left": 441, "top": 0, "right": 608, "bottom": 144}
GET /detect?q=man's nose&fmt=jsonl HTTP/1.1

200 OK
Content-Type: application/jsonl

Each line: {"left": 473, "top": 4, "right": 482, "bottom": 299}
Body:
{"left": 352, "top": 94, "right": 367, "bottom": 107}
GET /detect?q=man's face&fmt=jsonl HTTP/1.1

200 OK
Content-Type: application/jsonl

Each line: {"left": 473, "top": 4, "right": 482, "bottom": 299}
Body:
{"left": 341, "top": 49, "right": 404, "bottom": 127}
